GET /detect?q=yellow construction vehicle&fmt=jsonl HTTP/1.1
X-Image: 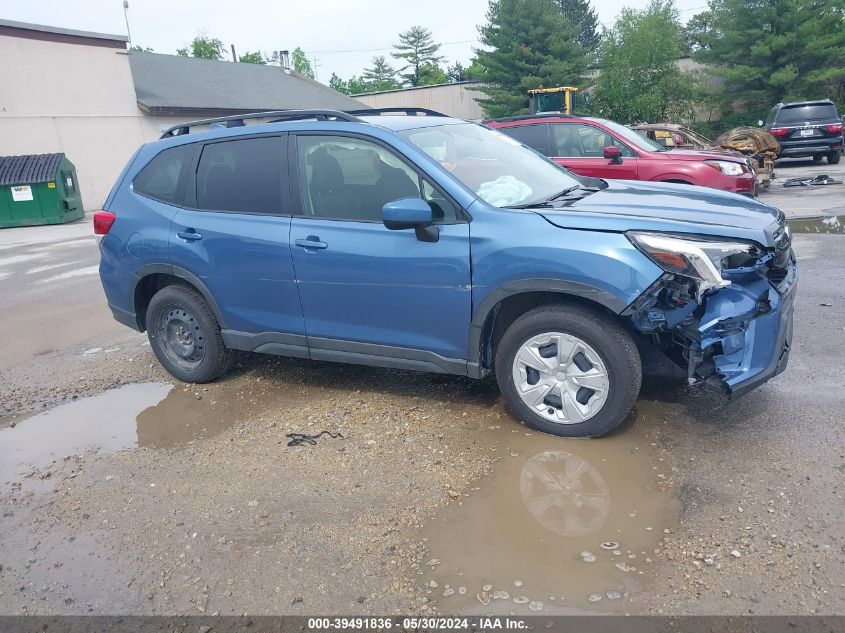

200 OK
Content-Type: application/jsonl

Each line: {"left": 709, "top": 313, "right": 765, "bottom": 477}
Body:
{"left": 528, "top": 86, "right": 578, "bottom": 115}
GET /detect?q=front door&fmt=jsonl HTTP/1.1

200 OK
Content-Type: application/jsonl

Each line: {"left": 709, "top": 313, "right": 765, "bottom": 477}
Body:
{"left": 289, "top": 133, "right": 471, "bottom": 370}
{"left": 550, "top": 123, "right": 639, "bottom": 180}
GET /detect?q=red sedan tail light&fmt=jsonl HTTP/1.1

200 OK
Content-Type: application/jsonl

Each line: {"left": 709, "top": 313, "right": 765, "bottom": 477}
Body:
{"left": 825, "top": 123, "right": 843, "bottom": 134}
{"left": 770, "top": 127, "right": 788, "bottom": 137}
{"left": 93, "top": 210, "right": 116, "bottom": 235}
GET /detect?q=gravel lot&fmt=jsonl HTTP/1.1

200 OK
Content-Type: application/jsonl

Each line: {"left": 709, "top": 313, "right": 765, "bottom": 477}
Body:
{"left": 0, "top": 159, "right": 843, "bottom": 616}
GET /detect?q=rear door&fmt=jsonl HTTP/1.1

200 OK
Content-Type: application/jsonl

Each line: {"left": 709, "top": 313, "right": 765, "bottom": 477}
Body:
{"left": 498, "top": 123, "right": 554, "bottom": 157}
{"left": 550, "top": 122, "right": 639, "bottom": 179}
{"left": 169, "top": 134, "right": 306, "bottom": 350}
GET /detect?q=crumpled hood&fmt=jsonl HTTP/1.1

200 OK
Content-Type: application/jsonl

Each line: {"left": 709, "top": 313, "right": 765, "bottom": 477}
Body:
{"left": 536, "top": 180, "right": 782, "bottom": 244}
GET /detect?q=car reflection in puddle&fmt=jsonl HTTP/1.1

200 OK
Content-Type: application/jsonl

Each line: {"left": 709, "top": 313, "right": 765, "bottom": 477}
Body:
{"left": 419, "top": 423, "right": 680, "bottom": 614}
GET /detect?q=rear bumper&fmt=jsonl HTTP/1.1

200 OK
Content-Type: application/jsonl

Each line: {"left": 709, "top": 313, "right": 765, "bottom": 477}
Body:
{"left": 778, "top": 136, "right": 843, "bottom": 157}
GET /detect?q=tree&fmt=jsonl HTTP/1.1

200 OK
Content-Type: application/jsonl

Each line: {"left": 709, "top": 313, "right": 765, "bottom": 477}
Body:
{"left": 361, "top": 56, "right": 402, "bottom": 91}
{"left": 292, "top": 47, "right": 315, "bottom": 79}
{"left": 475, "top": 0, "right": 590, "bottom": 118}
{"left": 392, "top": 26, "right": 446, "bottom": 86}
{"left": 683, "top": 10, "right": 715, "bottom": 53}
{"left": 558, "top": 0, "right": 600, "bottom": 52}
{"left": 698, "top": 0, "right": 845, "bottom": 114}
{"left": 176, "top": 35, "right": 225, "bottom": 60}
{"left": 238, "top": 51, "right": 267, "bottom": 64}
{"left": 329, "top": 72, "right": 350, "bottom": 94}
{"left": 593, "top": 0, "right": 696, "bottom": 123}
{"left": 447, "top": 62, "right": 466, "bottom": 82}
{"left": 418, "top": 62, "right": 449, "bottom": 86}
{"left": 129, "top": 44, "right": 154, "bottom": 53}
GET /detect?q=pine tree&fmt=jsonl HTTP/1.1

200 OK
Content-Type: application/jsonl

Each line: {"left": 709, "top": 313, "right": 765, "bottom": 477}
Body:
{"left": 475, "top": 0, "right": 589, "bottom": 118}
{"left": 392, "top": 26, "right": 446, "bottom": 86}
{"left": 698, "top": 0, "right": 845, "bottom": 113}
{"left": 558, "top": 0, "right": 600, "bottom": 51}
{"left": 361, "top": 56, "right": 402, "bottom": 91}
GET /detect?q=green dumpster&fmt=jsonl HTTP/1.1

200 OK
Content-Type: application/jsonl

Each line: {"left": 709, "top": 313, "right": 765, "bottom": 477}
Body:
{"left": 0, "top": 153, "right": 85, "bottom": 228}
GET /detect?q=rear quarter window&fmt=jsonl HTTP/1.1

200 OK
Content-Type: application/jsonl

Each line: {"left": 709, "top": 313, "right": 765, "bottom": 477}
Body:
{"left": 133, "top": 144, "right": 195, "bottom": 205}
{"left": 499, "top": 124, "right": 553, "bottom": 156}
{"left": 775, "top": 104, "right": 838, "bottom": 125}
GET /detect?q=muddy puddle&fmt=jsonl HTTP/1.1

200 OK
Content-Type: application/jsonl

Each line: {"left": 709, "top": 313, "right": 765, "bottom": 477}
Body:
{"left": 0, "top": 381, "right": 266, "bottom": 494}
{"left": 419, "top": 423, "right": 680, "bottom": 614}
{"left": 788, "top": 214, "right": 845, "bottom": 234}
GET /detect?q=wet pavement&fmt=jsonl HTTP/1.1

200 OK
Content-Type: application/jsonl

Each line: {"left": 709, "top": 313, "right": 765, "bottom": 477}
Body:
{"left": 419, "top": 423, "right": 680, "bottom": 614}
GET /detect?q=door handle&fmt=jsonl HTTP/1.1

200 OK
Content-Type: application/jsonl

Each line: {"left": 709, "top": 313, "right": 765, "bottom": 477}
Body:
{"left": 295, "top": 237, "right": 328, "bottom": 250}
{"left": 177, "top": 229, "right": 202, "bottom": 241}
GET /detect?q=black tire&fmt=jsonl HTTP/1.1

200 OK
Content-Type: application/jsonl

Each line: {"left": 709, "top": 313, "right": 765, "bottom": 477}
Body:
{"left": 812, "top": 154, "right": 823, "bottom": 163}
{"left": 495, "top": 304, "right": 642, "bottom": 438}
{"left": 146, "top": 284, "right": 233, "bottom": 383}
{"left": 828, "top": 151, "right": 841, "bottom": 165}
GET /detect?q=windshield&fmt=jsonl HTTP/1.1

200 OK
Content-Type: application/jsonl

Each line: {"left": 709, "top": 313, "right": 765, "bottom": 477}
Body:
{"left": 398, "top": 123, "right": 581, "bottom": 207}
{"left": 776, "top": 103, "right": 838, "bottom": 124}
{"left": 596, "top": 119, "right": 667, "bottom": 152}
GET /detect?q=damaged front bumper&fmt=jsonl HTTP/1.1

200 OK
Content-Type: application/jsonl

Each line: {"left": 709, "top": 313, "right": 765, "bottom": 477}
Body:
{"left": 627, "top": 248, "right": 796, "bottom": 398}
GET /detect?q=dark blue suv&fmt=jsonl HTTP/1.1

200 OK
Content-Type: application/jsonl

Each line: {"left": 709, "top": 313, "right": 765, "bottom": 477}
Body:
{"left": 96, "top": 108, "right": 796, "bottom": 437}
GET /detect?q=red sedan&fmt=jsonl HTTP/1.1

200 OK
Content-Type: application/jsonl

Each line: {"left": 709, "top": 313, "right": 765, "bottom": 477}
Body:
{"left": 485, "top": 114, "right": 757, "bottom": 196}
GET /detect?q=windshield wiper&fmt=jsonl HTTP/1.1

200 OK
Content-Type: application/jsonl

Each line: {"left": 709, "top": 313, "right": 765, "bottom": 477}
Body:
{"left": 504, "top": 201, "right": 555, "bottom": 209}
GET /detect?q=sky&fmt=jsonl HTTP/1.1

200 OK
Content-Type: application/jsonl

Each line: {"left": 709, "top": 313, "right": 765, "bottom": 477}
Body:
{"left": 1, "top": 0, "right": 707, "bottom": 81}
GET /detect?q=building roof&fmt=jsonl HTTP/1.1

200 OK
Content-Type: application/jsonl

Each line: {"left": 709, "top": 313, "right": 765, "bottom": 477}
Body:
{"left": 0, "top": 153, "right": 64, "bottom": 186}
{"left": 0, "top": 19, "right": 127, "bottom": 48}
{"left": 128, "top": 52, "right": 364, "bottom": 116}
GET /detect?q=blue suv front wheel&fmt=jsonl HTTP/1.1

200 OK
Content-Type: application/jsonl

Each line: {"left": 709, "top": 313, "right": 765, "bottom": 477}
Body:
{"left": 496, "top": 304, "right": 642, "bottom": 437}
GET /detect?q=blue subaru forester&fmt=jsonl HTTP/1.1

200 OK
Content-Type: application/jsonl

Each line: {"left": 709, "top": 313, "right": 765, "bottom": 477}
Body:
{"left": 96, "top": 108, "right": 796, "bottom": 437}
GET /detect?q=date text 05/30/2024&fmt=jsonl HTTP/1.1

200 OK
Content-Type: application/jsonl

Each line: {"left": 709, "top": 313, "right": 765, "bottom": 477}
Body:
{"left": 307, "top": 617, "right": 528, "bottom": 630}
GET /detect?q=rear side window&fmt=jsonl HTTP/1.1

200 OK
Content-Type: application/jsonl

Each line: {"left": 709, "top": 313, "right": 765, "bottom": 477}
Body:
{"left": 133, "top": 144, "right": 194, "bottom": 204}
{"left": 500, "top": 124, "right": 553, "bottom": 156}
{"left": 195, "top": 136, "right": 283, "bottom": 214}
{"left": 775, "top": 103, "right": 838, "bottom": 125}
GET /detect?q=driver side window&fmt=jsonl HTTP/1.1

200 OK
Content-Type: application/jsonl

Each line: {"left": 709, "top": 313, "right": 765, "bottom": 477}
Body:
{"left": 296, "top": 135, "right": 458, "bottom": 223}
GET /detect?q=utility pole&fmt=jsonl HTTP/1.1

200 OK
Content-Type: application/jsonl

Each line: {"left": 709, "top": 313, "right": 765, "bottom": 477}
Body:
{"left": 122, "top": 0, "right": 132, "bottom": 48}
{"left": 231, "top": 43, "right": 237, "bottom": 62}
{"left": 312, "top": 56, "right": 321, "bottom": 81}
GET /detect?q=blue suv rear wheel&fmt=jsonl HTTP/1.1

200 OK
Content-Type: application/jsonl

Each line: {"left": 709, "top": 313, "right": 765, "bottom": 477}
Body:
{"left": 146, "top": 284, "right": 233, "bottom": 383}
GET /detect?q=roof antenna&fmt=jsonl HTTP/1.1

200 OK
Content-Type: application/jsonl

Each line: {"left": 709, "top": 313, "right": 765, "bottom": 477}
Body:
{"left": 122, "top": 0, "right": 132, "bottom": 48}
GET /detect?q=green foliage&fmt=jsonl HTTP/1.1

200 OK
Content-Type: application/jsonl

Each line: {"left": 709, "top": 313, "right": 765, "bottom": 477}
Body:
{"left": 558, "top": 0, "right": 600, "bottom": 51}
{"left": 238, "top": 51, "right": 267, "bottom": 64}
{"left": 475, "top": 0, "right": 590, "bottom": 118}
{"left": 329, "top": 73, "right": 350, "bottom": 94}
{"left": 176, "top": 34, "right": 225, "bottom": 60}
{"left": 698, "top": 0, "right": 845, "bottom": 114}
{"left": 418, "top": 62, "right": 449, "bottom": 86}
{"left": 447, "top": 62, "right": 466, "bottom": 82}
{"left": 129, "top": 44, "right": 154, "bottom": 53}
{"left": 392, "top": 26, "right": 446, "bottom": 86}
{"left": 593, "top": 0, "right": 696, "bottom": 123}
{"left": 682, "top": 10, "right": 715, "bottom": 53}
{"left": 361, "top": 56, "right": 402, "bottom": 91}
{"left": 292, "top": 47, "right": 315, "bottom": 79}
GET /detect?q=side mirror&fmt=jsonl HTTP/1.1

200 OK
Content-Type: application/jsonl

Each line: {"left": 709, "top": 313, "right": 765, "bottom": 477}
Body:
{"left": 382, "top": 197, "right": 439, "bottom": 242}
{"left": 603, "top": 146, "right": 623, "bottom": 164}
{"left": 757, "top": 120, "right": 764, "bottom": 127}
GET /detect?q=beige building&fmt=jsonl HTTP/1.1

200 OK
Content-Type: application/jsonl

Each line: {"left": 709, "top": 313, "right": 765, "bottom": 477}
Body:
{"left": 0, "top": 19, "right": 363, "bottom": 209}
{"left": 355, "top": 82, "right": 486, "bottom": 121}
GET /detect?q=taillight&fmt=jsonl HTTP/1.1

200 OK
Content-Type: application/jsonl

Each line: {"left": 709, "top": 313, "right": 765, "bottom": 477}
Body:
{"left": 825, "top": 123, "right": 843, "bottom": 134}
{"left": 93, "top": 210, "right": 116, "bottom": 235}
{"left": 770, "top": 127, "right": 788, "bottom": 137}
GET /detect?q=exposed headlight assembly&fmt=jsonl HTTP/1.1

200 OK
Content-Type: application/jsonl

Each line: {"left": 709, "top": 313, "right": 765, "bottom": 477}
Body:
{"left": 704, "top": 160, "right": 746, "bottom": 176}
{"left": 627, "top": 232, "right": 762, "bottom": 299}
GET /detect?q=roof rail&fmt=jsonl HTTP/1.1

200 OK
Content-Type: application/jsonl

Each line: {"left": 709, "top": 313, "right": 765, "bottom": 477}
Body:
{"left": 159, "top": 109, "right": 362, "bottom": 139}
{"left": 347, "top": 107, "right": 448, "bottom": 117}
{"left": 485, "top": 113, "right": 576, "bottom": 124}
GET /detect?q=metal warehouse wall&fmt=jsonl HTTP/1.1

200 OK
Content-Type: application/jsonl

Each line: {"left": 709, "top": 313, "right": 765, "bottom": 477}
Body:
{"left": 355, "top": 82, "right": 485, "bottom": 121}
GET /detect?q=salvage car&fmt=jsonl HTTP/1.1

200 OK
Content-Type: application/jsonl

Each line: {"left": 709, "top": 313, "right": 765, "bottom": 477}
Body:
{"left": 487, "top": 114, "right": 757, "bottom": 196}
{"left": 96, "top": 108, "right": 796, "bottom": 438}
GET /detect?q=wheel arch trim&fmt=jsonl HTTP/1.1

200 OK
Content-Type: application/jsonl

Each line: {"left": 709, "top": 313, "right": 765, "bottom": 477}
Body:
{"left": 131, "top": 263, "right": 226, "bottom": 331}
{"left": 467, "top": 279, "right": 628, "bottom": 377}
